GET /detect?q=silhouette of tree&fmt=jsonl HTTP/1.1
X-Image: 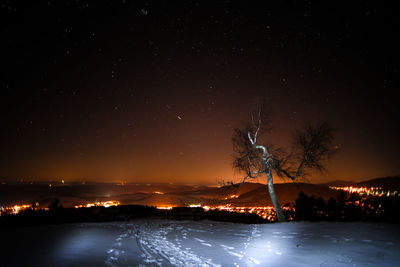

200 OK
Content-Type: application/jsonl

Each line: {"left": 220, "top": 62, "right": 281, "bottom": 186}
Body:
{"left": 49, "top": 198, "right": 63, "bottom": 211}
{"left": 232, "top": 105, "right": 337, "bottom": 222}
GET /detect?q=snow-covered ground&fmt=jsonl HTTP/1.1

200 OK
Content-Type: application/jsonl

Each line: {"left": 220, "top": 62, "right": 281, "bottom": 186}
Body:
{"left": 2, "top": 220, "right": 400, "bottom": 266}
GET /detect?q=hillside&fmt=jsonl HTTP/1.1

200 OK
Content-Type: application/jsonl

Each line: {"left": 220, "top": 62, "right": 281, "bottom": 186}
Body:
{"left": 356, "top": 176, "right": 400, "bottom": 190}
{"left": 2, "top": 176, "right": 398, "bottom": 209}
{"left": 319, "top": 180, "right": 357, "bottom": 187}
{"left": 321, "top": 176, "right": 400, "bottom": 190}
{"left": 231, "top": 183, "right": 340, "bottom": 206}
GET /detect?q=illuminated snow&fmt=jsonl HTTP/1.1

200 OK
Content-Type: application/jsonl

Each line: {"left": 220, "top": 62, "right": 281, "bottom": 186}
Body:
{"left": 2, "top": 220, "right": 400, "bottom": 266}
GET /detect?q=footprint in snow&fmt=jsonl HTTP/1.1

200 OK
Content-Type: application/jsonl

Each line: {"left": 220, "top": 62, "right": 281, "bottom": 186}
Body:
{"left": 234, "top": 233, "right": 247, "bottom": 237}
{"left": 194, "top": 238, "right": 212, "bottom": 247}
{"left": 249, "top": 257, "right": 260, "bottom": 264}
{"left": 227, "top": 251, "right": 243, "bottom": 259}
{"left": 220, "top": 244, "right": 235, "bottom": 250}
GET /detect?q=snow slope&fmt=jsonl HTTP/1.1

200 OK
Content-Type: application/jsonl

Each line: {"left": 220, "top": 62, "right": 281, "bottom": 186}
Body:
{"left": 2, "top": 220, "right": 399, "bottom": 266}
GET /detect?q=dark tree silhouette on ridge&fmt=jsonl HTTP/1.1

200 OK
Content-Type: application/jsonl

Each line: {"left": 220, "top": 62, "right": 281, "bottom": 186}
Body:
{"left": 232, "top": 105, "right": 337, "bottom": 222}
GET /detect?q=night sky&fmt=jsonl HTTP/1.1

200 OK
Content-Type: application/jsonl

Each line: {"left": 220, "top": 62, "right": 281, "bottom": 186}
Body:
{"left": 1, "top": 1, "right": 399, "bottom": 183}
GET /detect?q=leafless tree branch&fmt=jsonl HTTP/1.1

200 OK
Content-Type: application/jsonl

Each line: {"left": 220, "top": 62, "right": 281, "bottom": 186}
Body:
{"left": 273, "top": 122, "right": 336, "bottom": 180}
{"left": 231, "top": 104, "right": 337, "bottom": 222}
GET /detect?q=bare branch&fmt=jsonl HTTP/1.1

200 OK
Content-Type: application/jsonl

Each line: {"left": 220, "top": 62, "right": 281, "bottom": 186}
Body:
{"left": 231, "top": 102, "right": 336, "bottom": 223}
{"left": 273, "top": 122, "right": 337, "bottom": 180}
{"left": 248, "top": 131, "right": 255, "bottom": 145}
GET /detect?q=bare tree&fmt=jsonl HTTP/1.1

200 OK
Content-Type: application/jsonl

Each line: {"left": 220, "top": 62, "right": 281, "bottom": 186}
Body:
{"left": 232, "top": 107, "right": 336, "bottom": 222}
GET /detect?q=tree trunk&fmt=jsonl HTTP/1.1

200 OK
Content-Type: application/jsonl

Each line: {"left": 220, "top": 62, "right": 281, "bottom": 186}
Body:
{"left": 266, "top": 169, "right": 286, "bottom": 222}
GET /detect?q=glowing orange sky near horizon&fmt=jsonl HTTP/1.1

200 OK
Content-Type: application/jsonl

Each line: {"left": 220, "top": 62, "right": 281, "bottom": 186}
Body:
{"left": 2, "top": 3, "right": 399, "bottom": 184}
{"left": 4, "top": 115, "right": 397, "bottom": 184}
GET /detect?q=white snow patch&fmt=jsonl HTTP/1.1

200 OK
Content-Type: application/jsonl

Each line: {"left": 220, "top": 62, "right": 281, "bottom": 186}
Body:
{"left": 221, "top": 244, "right": 235, "bottom": 250}
{"left": 3, "top": 220, "right": 400, "bottom": 267}
{"left": 249, "top": 257, "right": 261, "bottom": 264}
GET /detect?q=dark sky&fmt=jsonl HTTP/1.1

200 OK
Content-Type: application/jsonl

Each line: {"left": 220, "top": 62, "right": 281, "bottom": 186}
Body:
{"left": 1, "top": 1, "right": 399, "bottom": 183}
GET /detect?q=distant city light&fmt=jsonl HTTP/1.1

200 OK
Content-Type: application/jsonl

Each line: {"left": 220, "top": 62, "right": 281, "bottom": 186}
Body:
{"left": 0, "top": 204, "right": 34, "bottom": 216}
{"left": 330, "top": 186, "right": 399, "bottom": 197}
{"left": 223, "top": 194, "right": 239, "bottom": 200}
{"left": 156, "top": 206, "right": 174, "bottom": 210}
{"left": 74, "top": 200, "right": 120, "bottom": 209}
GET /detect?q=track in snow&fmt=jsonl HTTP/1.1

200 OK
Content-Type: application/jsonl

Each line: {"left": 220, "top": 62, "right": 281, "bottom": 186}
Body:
{"left": 2, "top": 220, "right": 400, "bottom": 266}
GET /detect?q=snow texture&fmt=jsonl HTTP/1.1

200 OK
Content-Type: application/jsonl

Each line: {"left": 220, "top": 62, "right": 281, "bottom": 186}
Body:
{"left": 2, "top": 220, "right": 400, "bottom": 266}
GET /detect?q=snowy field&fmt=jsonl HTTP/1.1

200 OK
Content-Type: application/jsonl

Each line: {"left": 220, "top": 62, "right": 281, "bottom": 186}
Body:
{"left": 2, "top": 220, "right": 400, "bottom": 266}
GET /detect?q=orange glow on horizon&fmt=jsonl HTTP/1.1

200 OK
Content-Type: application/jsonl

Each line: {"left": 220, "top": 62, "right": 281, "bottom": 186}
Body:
{"left": 73, "top": 200, "right": 120, "bottom": 209}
